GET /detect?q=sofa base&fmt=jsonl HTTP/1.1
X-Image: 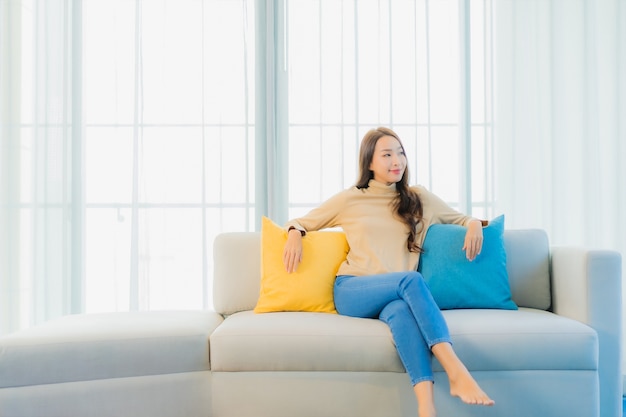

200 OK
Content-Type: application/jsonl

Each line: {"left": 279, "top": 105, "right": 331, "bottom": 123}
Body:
{"left": 0, "top": 366, "right": 600, "bottom": 417}
{"left": 212, "top": 371, "right": 416, "bottom": 417}
{"left": 0, "top": 371, "right": 212, "bottom": 417}
{"left": 212, "top": 369, "right": 599, "bottom": 417}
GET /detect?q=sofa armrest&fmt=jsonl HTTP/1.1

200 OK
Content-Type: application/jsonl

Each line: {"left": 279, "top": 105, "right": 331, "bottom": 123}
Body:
{"left": 551, "top": 246, "right": 622, "bottom": 417}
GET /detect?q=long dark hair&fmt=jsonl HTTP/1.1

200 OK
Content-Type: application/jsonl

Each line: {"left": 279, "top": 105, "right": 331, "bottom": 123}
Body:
{"left": 355, "top": 127, "right": 424, "bottom": 253}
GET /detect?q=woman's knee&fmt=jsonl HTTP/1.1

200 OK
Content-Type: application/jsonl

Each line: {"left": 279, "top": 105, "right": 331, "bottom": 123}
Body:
{"left": 399, "top": 271, "right": 427, "bottom": 292}
{"left": 379, "top": 299, "right": 411, "bottom": 322}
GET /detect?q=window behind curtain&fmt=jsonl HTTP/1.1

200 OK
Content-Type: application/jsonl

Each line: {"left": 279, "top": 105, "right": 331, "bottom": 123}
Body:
{"left": 285, "top": 0, "right": 495, "bottom": 221}
{"left": 82, "top": 0, "right": 255, "bottom": 313}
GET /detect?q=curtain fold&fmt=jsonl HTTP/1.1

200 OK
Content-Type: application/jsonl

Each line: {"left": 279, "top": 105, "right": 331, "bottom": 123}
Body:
{"left": 1, "top": 0, "right": 80, "bottom": 335}
{"left": 0, "top": 0, "right": 21, "bottom": 335}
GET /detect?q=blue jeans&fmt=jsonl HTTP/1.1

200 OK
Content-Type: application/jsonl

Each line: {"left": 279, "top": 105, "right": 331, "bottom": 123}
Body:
{"left": 334, "top": 272, "right": 451, "bottom": 386}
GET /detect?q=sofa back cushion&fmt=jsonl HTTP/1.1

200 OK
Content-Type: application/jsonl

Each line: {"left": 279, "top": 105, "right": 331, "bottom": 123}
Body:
{"left": 213, "top": 232, "right": 262, "bottom": 315}
{"left": 213, "top": 228, "right": 552, "bottom": 315}
{"left": 503, "top": 229, "right": 552, "bottom": 310}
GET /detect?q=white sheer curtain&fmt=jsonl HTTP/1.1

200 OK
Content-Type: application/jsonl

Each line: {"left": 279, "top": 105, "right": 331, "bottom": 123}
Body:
{"left": 0, "top": 0, "right": 256, "bottom": 335}
{"left": 1, "top": 0, "right": 81, "bottom": 334}
{"left": 493, "top": 0, "right": 626, "bottom": 372}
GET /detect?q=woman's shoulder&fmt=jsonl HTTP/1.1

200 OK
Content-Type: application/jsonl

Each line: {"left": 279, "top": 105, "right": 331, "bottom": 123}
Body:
{"left": 322, "top": 186, "right": 357, "bottom": 204}
{"left": 409, "top": 184, "right": 429, "bottom": 196}
{"left": 409, "top": 184, "right": 443, "bottom": 205}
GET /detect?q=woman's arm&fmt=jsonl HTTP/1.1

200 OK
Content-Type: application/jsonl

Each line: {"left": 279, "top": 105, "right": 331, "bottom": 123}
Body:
{"left": 284, "top": 190, "right": 347, "bottom": 234}
{"left": 282, "top": 189, "right": 348, "bottom": 273}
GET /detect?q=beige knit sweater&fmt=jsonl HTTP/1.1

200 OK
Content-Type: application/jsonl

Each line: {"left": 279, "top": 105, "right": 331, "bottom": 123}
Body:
{"left": 285, "top": 179, "right": 477, "bottom": 277}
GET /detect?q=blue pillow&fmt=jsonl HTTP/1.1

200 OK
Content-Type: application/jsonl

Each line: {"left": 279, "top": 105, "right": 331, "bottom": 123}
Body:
{"left": 417, "top": 215, "right": 517, "bottom": 310}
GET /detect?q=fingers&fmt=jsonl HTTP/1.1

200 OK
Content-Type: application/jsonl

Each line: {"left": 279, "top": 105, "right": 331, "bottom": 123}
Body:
{"left": 463, "top": 237, "right": 483, "bottom": 261}
{"left": 283, "top": 250, "right": 294, "bottom": 273}
{"left": 283, "top": 246, "right": 302, "bottom": 273}
{"left": 469, "top": 245, "right": 480, "bottom": 261}
{"left": 463, "top": 220, "right": 484, "bottom": 261}
{"left": 283, "top": 230, "right": 304, "bottom": 273}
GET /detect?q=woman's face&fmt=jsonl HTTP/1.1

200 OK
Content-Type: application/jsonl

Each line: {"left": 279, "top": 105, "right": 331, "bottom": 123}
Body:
{"left": 369, "top": 135, "right": 406, "bottom": 185}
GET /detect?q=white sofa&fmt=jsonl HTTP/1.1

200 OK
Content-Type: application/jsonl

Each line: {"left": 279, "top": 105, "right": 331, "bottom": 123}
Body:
{"left": 0, "top": 228, "right": 622, "bottom": 417}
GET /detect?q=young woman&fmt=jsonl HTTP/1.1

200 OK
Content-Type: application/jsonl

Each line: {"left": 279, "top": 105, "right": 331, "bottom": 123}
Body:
{"left": 283, "top": 127, "right": 494, "bottom": 417}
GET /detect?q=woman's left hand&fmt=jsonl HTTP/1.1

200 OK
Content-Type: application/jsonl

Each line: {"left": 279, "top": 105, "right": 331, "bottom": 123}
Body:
{"left": 463, "top": 220, "right": 484, "bottom": 261}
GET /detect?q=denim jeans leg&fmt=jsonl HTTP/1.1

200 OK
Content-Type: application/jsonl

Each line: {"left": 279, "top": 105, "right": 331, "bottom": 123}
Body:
{"left": 379, "top": 299, "right": 434, "bottom": 385}
{"left": 395, "top": 271, "right": 452, "bottom": 348}
{"left": 334, "top": 272, "right": 451, "bottom": 385}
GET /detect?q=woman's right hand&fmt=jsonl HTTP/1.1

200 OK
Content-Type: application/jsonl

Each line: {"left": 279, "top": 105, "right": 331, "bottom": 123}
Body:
{"left": 283, "top": 229, "right": 303, "bottom": 273}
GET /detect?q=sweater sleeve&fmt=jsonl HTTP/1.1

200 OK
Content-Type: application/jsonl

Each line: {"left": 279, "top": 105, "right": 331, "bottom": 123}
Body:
{"left": 284, "top": 189, "right": 348, "bottom": 233}
{"left": 415, "top": 186, "right": 479, "bottom": 226}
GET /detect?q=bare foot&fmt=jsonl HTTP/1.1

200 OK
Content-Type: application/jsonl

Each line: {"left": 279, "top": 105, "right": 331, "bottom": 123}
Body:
{"left": 448, "top": 368, "right": 495, "bottom": 406}
{"left": 431, "top": 342, "right": 495, "bottom": 407}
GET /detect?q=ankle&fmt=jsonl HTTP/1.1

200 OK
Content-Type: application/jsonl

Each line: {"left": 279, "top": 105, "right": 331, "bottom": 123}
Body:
{"left": 414, "top": 381, "right": 436, "bottom": 417}
{"left": 418, "top": 404, "right": 436, "bottom": 417}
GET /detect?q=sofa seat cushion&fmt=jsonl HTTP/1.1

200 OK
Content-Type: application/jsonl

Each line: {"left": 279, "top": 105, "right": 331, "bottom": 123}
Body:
{"left": 211, "top": 308, "right": 597, "bottom": 375}
{"left": 210, "top": 311, "right": 405, "bottom": 372}
{"left": 441, "top": 308, "right": 598, "bottom": 372}
{"left": 0, "top": 311, "right": 223, "bottom": 388}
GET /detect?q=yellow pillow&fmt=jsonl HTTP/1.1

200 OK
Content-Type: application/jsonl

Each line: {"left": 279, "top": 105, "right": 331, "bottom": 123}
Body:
{"left": 254, "top": 217, "right": 349, "bottom": 313}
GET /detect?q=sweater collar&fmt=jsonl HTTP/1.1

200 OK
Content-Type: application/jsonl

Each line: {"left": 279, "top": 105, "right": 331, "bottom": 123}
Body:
{"left": 367, "top": 179, "right": 398, "bottom": 194}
